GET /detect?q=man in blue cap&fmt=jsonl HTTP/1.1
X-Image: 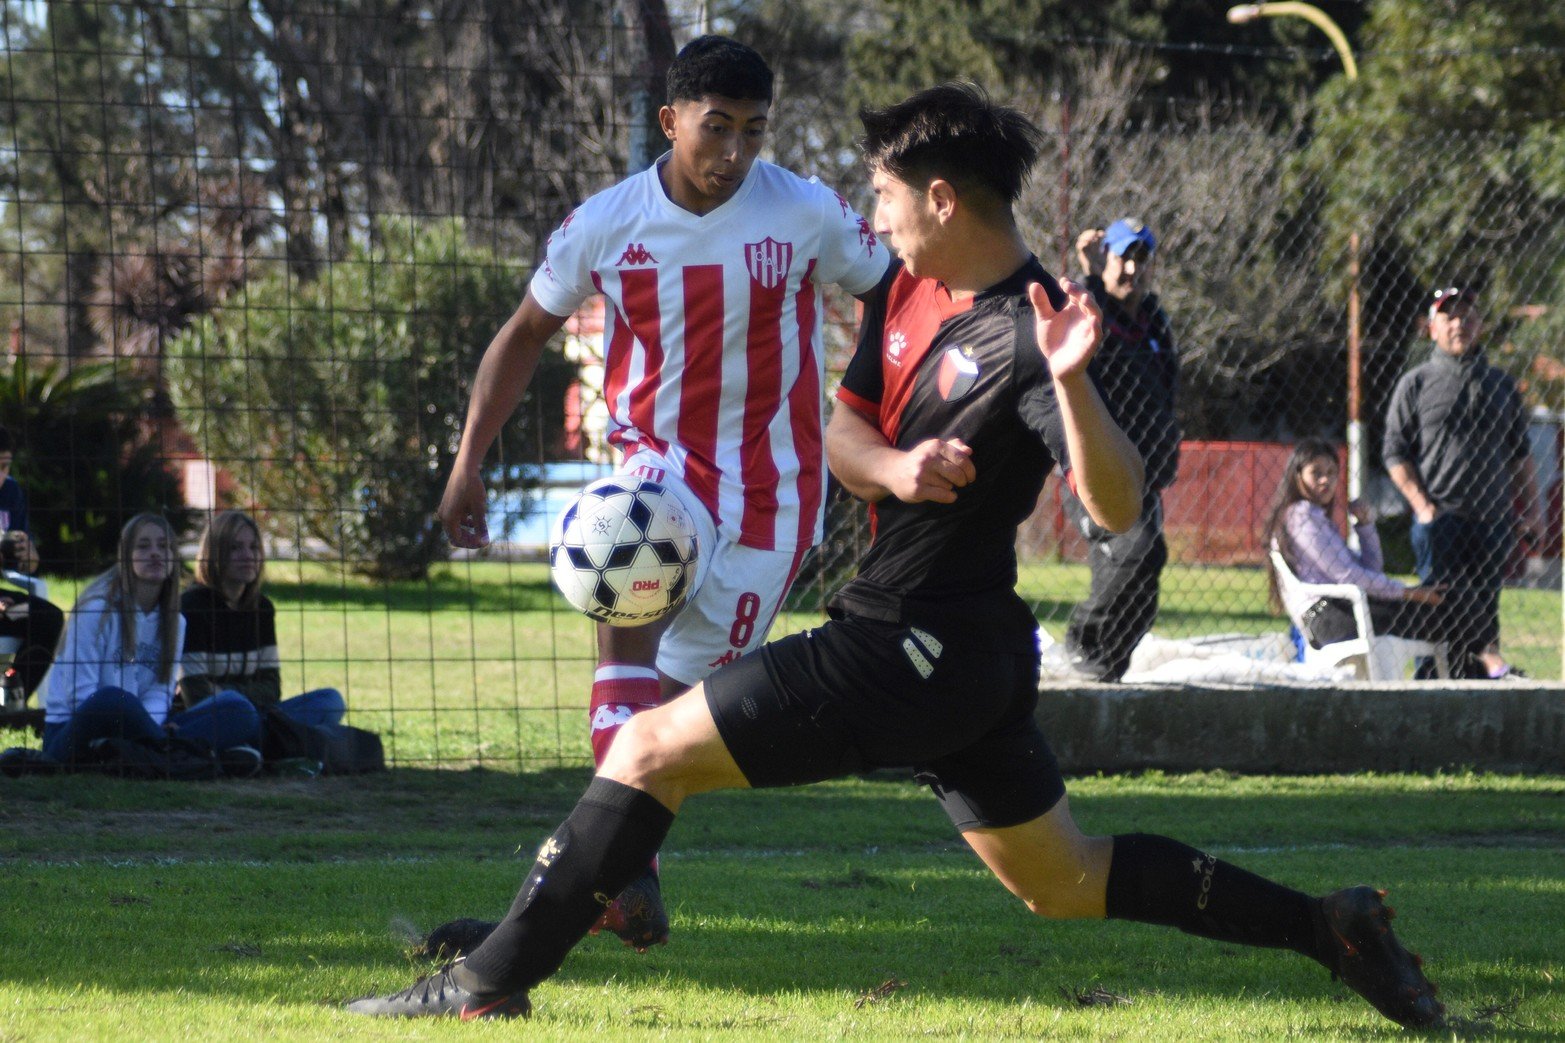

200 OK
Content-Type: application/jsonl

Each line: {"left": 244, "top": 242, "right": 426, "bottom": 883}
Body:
{"left": 1062, "top": 219, "right": 1180, "bottom": 681}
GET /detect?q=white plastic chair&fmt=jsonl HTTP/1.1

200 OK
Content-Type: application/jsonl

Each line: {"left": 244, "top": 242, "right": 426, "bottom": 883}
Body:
{"left": 1269, "top": 546, "right": 1450, "bottom": 681}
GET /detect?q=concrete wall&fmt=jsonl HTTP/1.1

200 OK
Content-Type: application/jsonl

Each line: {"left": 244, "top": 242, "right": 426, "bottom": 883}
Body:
{"left": 1036, "top": 682, "right": 1565, "bottom": 774}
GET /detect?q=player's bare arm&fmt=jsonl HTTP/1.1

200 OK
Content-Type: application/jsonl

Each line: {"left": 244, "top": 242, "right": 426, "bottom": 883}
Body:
{"left": 438, "top": 292, "right": 568, "bottom": 548}
{"left": 826, "top": 403, "right": 974, "bottom": 505}
{"left": 1031, "top": 278, "right": 1143, "bottom": 533}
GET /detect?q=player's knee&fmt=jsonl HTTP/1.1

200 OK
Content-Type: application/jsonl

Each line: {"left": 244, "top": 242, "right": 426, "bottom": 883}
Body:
{"left": 1019, "top": 887, "right": 1094, "bottom": 920}
{"left": 600, "top": 709, "right": 685, "bottom": 789}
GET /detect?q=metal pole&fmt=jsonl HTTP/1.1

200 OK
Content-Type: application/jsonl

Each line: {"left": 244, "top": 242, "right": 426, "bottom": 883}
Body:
{"left": 1348, "top": 231, "right": 1364, "bottom": 503}
{"left": 1055, "top": 93, "right": 1072, "bottom": 563}
{"left": 1059, "top": 93, "right": 1072, "bottom": 279}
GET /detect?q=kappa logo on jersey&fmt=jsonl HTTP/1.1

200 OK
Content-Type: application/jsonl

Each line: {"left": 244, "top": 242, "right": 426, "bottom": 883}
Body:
{"left": 616, "top": 242, "right": 658, "bottom": 266}
{"left": 708, "top": 649, "right": 741, "bottom": 670}
{"left": 937, "top": 345, "right": 980, "bottom": 401}
{"left": 745, "top": 237, "right": 794, "bottom": 290}
{"left": 833, "top": 190, "right": 851, "bottom": 217}
{"left": 887, "top": 331, "right": 908, "bottom": 367}
{"left": 856, "top": 216, "right": 878, "bottom": 255}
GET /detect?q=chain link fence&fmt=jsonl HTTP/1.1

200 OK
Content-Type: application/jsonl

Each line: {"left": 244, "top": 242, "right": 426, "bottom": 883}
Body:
{"left": 2, "top": 4, "right": 1561, "bottom": 768}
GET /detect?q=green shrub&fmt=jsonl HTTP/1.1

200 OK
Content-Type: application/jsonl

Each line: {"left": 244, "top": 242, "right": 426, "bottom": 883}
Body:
{"left": 165, "top": 218, "right": 572, "bottom": 580}
{"left": 0, "top": 359, "right": 190, "bottom": 575}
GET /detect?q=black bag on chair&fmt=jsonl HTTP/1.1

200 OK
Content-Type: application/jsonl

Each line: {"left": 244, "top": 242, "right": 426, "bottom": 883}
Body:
{"left": 260, "top": 706, "right": 385, "bottom": 775}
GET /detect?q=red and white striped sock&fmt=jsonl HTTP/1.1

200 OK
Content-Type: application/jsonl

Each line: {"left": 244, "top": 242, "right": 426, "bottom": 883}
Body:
{"left": 588, "top": 663, "right": 661, "bottom": 769}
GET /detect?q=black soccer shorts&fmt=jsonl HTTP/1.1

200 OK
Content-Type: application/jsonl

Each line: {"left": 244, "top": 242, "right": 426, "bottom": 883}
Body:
{"left": 703, "top": 613, "right": 1066, "bottom": 831}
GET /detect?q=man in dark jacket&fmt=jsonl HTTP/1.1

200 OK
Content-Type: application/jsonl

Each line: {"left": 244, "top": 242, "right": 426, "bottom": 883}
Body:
{"left": 1062, "top": 219, "right": 1180, "bottom": 681}
{"left": 1383, "top": 284, "right": 1540, "bottom": 679}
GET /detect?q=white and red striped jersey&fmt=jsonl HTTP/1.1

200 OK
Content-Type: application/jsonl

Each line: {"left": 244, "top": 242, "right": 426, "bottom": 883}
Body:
{"left": 530, "top": 157, "right": 890, "bottom": 553}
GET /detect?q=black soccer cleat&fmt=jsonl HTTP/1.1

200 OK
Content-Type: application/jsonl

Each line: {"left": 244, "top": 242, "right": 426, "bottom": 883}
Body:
{"left": 1321, "top": 886, "right": 1444, "bottom": 1029}
{"left": 344, "top": 960, "right": 530, "bottom": 1020}
{"left": 589, "top": 866, "right": 670, "bottom": 951}
{"left": 417, "top": 917, "right": 499, "bottom": 960}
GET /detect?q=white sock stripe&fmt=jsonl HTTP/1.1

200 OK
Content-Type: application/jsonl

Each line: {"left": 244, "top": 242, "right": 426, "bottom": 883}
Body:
{"left": 594, "top": 664, "right": 661, "bottom": 683}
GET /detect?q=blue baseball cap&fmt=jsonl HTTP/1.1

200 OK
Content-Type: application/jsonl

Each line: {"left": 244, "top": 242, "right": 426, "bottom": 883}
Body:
{"left": 1103, "top": 219, "right": 1156, "bottom": 257}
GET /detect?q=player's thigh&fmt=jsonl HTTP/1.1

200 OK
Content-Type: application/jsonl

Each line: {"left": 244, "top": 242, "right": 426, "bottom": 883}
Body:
{"left": 598, "top": 683, "right": 750, "bottom": 809}
{"left": 656, "top": 538, "right": 800, "bottom": 686}
{"left": 962, "top": 794, "right": 1112, "bottom": 920}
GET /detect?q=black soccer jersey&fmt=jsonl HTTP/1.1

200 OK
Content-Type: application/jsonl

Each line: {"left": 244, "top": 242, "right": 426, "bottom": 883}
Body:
{"left": 830, "top": 257, "right": 1073, "bottom": 650}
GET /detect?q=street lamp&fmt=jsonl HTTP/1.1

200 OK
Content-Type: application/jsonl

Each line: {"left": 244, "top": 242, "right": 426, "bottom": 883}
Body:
{"left": 1227, "top": 4, "right": 1359, "bottom": 81}
{"left": 1228, "top": 2, "right": 1368, "bottom": 514}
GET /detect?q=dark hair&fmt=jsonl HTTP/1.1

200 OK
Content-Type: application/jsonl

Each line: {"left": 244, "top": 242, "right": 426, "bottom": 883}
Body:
{"left": 858, "top": 83, "right": 1044, "bottom": 211}
{"left": 1261, "top": 438, "right": 1340, "bottom": 612}
{"left": 666, "top": 36, "right": 773, "bottom": 104}
{"left": 0, "top": 426, "right": 12, "bottom": 455}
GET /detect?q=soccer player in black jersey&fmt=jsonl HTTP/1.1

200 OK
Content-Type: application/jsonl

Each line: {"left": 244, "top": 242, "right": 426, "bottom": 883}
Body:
{"left": 346, "top": 84, "right": 1443, "bottom": 1030}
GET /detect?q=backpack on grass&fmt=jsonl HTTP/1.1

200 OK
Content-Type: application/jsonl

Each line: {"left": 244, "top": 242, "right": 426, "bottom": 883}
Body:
{"left": 260, "top": 706, "right": 385, "bottom": 775}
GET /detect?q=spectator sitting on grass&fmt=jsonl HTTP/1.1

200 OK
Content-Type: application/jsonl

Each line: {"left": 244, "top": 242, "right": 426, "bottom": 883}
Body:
{"left": 42, "top": 513, "right": 258, "bottom": 765}
{"left": 0, "top": 425, "right": 66, "bottom": 709}
{"left": 178, "top": 510, "right": 345, "bottom": 732}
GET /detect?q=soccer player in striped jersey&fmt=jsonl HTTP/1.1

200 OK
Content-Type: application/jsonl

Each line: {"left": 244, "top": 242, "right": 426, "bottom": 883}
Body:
{"left": 434, "top": 35, "right": 890, "bottom": 950}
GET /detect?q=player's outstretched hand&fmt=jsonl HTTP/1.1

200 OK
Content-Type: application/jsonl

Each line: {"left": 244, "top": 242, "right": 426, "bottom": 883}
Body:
{"left": 1030, "top": 278, "right": 1102, "bottom": 381}
{"left": 890, "top": 437, "right": 974, "bottom": 504}
{"left": 439, "top": 468, "right": 491, "bottom": 549}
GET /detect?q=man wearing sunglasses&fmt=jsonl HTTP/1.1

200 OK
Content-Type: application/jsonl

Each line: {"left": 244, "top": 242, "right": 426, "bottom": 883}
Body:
{"left": 1383, "top": 284, "right": 1541, "bottom": 679}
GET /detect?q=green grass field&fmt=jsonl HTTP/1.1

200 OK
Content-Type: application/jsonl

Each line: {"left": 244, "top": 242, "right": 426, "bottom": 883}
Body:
{"left": 4, "top": 567, "right": 1562, "bottom": 1038}
{"left": 11, "top": 559, "right": 1561, "bottom": 768}
{"left": 0, "top": 769, "right": 1561, "bottom": 1040}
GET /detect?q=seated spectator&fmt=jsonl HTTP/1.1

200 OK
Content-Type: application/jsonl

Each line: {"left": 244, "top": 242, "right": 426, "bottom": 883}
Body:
{"left": 43, "top": 514, "right": 259, "bottom": 764}
{"left": 0, "top": 426, "right": 65, "bottom": 709}
{"left": 178, "top": 511, "right": 345, "bottom": 731}
{"left": 1262, "top": 439, "right": 1518, "bottom": 676}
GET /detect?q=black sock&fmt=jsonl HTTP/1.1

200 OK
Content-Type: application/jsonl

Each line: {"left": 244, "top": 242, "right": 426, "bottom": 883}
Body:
{"left": 1105, "top": 833, "right": 1331, "bottom": 966}
{"left": 457, "top": 777, "right": 675, "bottom": 991}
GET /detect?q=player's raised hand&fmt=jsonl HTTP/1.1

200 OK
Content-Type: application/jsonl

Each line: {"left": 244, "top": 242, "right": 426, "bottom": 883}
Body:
{"left": 438, "top": 468, "right": 491, "bottom": 548}
{"left": 1030, "top": 278, "right": 1102, "bottom": 381}
{"left": 889, "top": 437, "right": 975, "bottom": 504}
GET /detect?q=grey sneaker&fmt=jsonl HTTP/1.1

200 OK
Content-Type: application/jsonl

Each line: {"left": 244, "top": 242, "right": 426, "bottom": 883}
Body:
{"left": 345, "top": 960, "right": 530, "bottom": 1020}
{"left": 219, "top": 745, "right": 263, "bottom": 779}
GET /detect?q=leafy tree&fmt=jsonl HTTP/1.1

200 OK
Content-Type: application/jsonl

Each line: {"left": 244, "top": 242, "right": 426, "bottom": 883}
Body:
{"left": 0, "top": 1, "right": 203, "bottom": 358}
{"left": 0, "top": 358, "right": 190, "bottom": 575}
{"left": 1302, "top": 0, "right": 1565, "bottom": 417}
{"left": 164, "top": 217, "right": 573, "bottom": 581}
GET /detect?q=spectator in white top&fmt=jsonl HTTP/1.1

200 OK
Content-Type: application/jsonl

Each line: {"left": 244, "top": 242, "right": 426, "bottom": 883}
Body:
{"left": 41, "top": 514, "right": 257, "bottom": 763}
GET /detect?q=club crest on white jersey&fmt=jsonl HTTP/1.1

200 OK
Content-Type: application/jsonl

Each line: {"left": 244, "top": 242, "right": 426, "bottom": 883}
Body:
{"left": 745, "top": 237, "right": 793, "bottom": 290}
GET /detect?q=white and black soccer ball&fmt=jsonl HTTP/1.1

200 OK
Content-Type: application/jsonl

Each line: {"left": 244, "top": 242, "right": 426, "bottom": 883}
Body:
{"left": 549, "top": 476, "right": 699, "bottom": 627}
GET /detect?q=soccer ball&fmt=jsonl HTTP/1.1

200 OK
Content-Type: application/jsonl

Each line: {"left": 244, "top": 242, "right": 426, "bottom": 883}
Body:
{"left": 549, "top": 476, "right": 699, "bottom": 626}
